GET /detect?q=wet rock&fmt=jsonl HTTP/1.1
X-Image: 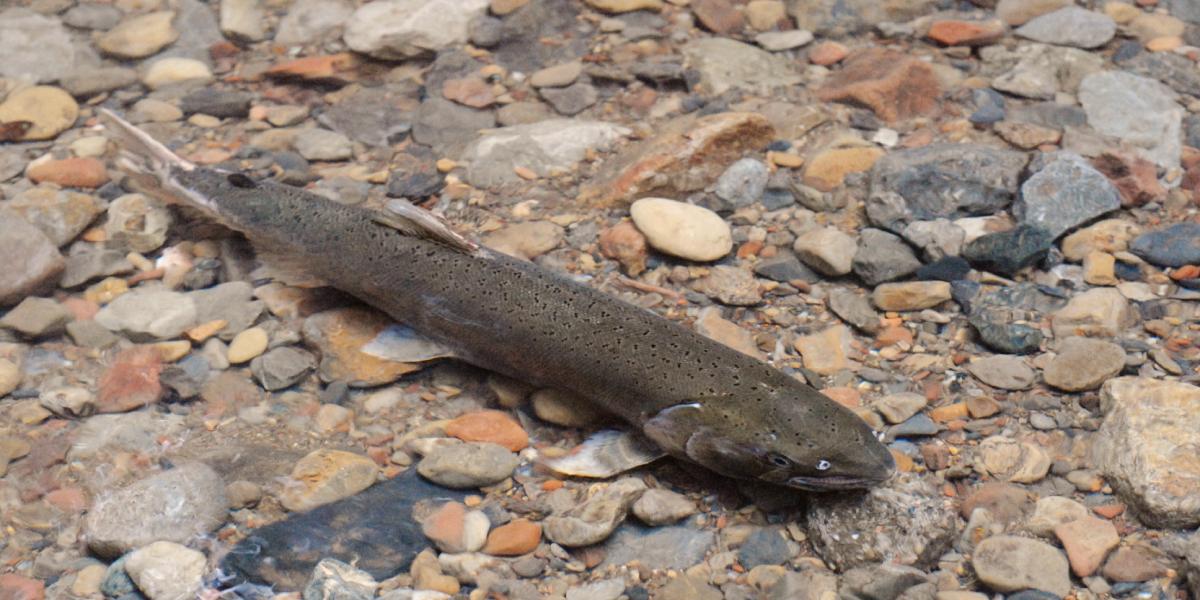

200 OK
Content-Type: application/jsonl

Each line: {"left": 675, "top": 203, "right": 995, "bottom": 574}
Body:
{"left": 976, "top": 436, "right": 1051, "bottom": 484}
{"left": 445, "top": 410, "right": 528, "bottom": 452}
{"left": 1015, "top": 6, "right": 1115, "bottom": 48}
{"left": 696, "top": 307, "right": 761, "bottom": 358}
{"left": 816, "top": 48, "right": 940, "bottom": 122}
{"left": 601, "top": 524, "right": 714, "bottom": 571}
{"left": 657, "top": 575, "right": 721, "bottom": 600}
{"left": 220, "top": 0, "right": 266, "bottom": 42}
{"left": 222, "top": 470, "right": 464, "bottom": 589}
{"left": 304, "top": 559, "right": 377, "bottom": 600}
{"left": 580, "top": 112, "right": 775, "bottom": 207}
{"left": 788, "top": 0, "right": 936, "bottom": 36}
{"left": 303, "top": 308, "right": 420, "bottom": 387}
{"left": 9, "top": 188, "right": 102, "bottom": 247}
{"left": 276, "top": 0, "right": 353, "bottom": 45}
{"left": 463, "top": 119, "right": 628, "bottom": 188}
{"left": 1016, "top": 153, "right": 1120, "bottom": 239}
{"left": 142, "top": 58, "right": 213, "bottom": 90}
{"left": 807, "top": 474, "right": 957, "bottom": 570}
{"left": 631, "top": 489, "right": 696, "bottom": 526}
{"left": 61, "top": 67, "right": 140, "bottom": 98}
{"left": 418, "top": 442, "right": 519, "bottom": 489}
{"left": 872, "top": 282, "right": 951, "bottom": 311}
{"left": 1093, "top": 377, "right": 1200, "bottom": 528}
{"left": 411, "top": 97, "right": 496, "bottom": 156}
{"left": 1050, "top": 288, "right": 1132, "bottom": 339}
{"left": 1062, "top": 219, "right": 1140, "bottom": 262}
{"left": 1042, "top": 337, "right": 1125, "bottom": 392}
{"left": 280, "top": 449, "right": 379, "bottom": 512}
{"left": 853, "top": 229, "right": 921, "bottom": 285}
{"left": 756, "top": 29, "right": 814, "bottom": 51}
{"left": 420, "top": 501, "right": 489, "bottom": 553}
{"left": 683, "top": 39, "right": 801, "bottom": 97}
{"left": 1129, "top": 223, "right": 1200, "bottom": 268}
{"left": 755, "top": 253, "right": 819, "bottom": 284}
{"left": 1027, "top": 496, "right": 1090, "bottom": 537}
{"left": 992, "top": 44, "right": 1103, "bottom": 100}
{"left": 86, "top": 462, "right": 228, "bottom": 558}
{"left": 180, "top": 89, "right": 254, "bottom": 118}
{"left": 841, "top": 564, "right": 927, "bottom": 600}
{"left": 714, "top": 158, "right": 769, "bottom": 208}
{"left": 696, "top": 265, "right": 762, "bottom": 306}
{"left": 1, "top": 297, "right": 70, "bottom": 339}
{"left": 972, "top": 536, "right": 1070, "bottom": 597}
{"left": 95, "top": 290, "right": 197, "bottom": 341}
{"left": 915, "top": 256, "right": 970, "bottom": 282}
{"left": 793, "top": 227, "right": 856, "bottom": 276}
{"left": 629, "top": 198, "right": 732, "bottom": 262}
{"left": 804, "top": 147, "right": 885, "bottom": 192}
{"left": 482, "top": 221, "right": 563, "bottom": 260}
{"left": 966, "top": 356, "right": 1036, "bottom": 390}
{"left": 295, "top": 129, "right": 354, "bottom": 161}
{"left": 482, "top": 518, "right": 541, "bottom": 556}
{"left": 540, "top": 81, "right": 598, "bottom": 116}
{"left": 104, "top": 194, "right": 171, "bottom": 253}
{"left": 250, "top": 346, "right": 317, "bottom": 391}
{"left": 125, "top": 541, "right": 207, "bottom": 600}
{"left": 0, "top": 85, "right": 78, "bottom": 141}
{"left": 874, "top": 393, "right": 927, "bottom": 424}
{"left": 599, "top": 221, "right": 649, "bottom": 275}
{"left": 828, "top": 288, "right": 881, "bottom": 334}
{"left": 343, "top": 0, "right": 489, "bottom": 59}
{"left": 543, "top": 478, "right": 646, "bottom": 547}
{"left": 961, "top": 225, "right": 1053, "bottom": 277}
{"left": 738, "top": 528, "right": 791, "bottom": 568}
{"left": 1101, "top": 546, "right": 1170, "bottom": 582}
{"left": 794, "top": 325, "right": 852, "bottom": 375}
{"left": 319, "top": 86, "right": 418, "bottom": 147}
{"left": 0, "top": 8, "right": 75, "bottom": 84}
{"left": 867, "top": 145, "right": 1026, "bottom": 232}
{"left": 1055, "top": 515, "right": 1118, "bottom": 577}
{"left": 0, "top": 359, "right": 20, "bottom": 398}
{"left": 530, "top": 388, "right": 607, "bottom": 427}
{"left": 97, "top": 11, "right": 179, "bottom": 59}
{"left": 1079, "top": 70, "right": 1182, "bottom": 171}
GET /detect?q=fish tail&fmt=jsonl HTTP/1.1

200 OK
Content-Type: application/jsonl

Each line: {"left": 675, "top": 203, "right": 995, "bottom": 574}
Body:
{"left": 98, "top": 108, "right": 195, "bottom": 191}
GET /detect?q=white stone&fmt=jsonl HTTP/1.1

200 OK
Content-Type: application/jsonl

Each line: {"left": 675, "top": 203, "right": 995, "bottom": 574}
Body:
{"left": 630, "top": 198, "right": 732, "bottom": 262}
{"left": 125, "top": 541, "right": 207, "bottom": 600}
{"left": 343, "top": 0, "right": 489, "bottom": 59}
{"left": 141, "top": 58, "right": 213, "bottom": 90}
{"left": 463, "top": 119, "right": 629, "bottom": 188}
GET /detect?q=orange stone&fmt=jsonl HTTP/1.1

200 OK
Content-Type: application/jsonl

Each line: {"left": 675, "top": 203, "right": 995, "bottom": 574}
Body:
{"left": 302, "top": 307, "right": 422, "bottom": 387}
{"left": 44, "top": 487, "right": 87, "bottom": 512}
{"left": 598, "top": 220, "right": 648, "bottom": 276}
{"left": 692, "top": 0, "right": 744, "bottom": 33}
{"left": 802, "top": 147, "right": 884, "bottom": 191}
{"left": 421, "top": 501, "right": 468, "bottom": 551}
{"left": 27, "top": 157, "right": 109, "bottom": 189}
{"left": 817, "top": 48, "right": 941, "bottom": 122}
{"left": 482, "top": 518, "right": 542, "bottom": 556}
{"left": 929, "top": 401, "right": 969, "bottom": 422}
{"left": 874, "top": 324, "right": 913, "bottom": 348}
{"left": 264, "top": 53, "right": 361, "bottom": 83}
{"left": 96, "top": 346, "right": 164, "bottom": 413}
{"left": 927, "top": 19, "right": 1005, "bottom": 46}
{"left": 0, "top": 574, "right": 44, "bottom": 600}
{"left": 821, "top": 386, "right": 860, "bottom": 408}
{"left": 446, "top": 410, "right": 529, "bottom": 451}
{"left": 1092, "top": 503, "right": 1126, "bottom": 519}
{"left": 891, "top": 449, "right": 914, "bottom": 472}
{"left": 442, "top": 77, "right": 495, "bottom": 109}
{"left": 808, "top": 41, "right": 849, "bottom": 66}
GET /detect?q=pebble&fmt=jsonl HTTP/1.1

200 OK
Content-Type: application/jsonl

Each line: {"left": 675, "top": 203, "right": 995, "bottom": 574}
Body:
{"left": 714, "top": 158, "right": 769, "bottom": 208}
{"left": 1079, "top": 70, "right": 1182, "bottom": 171}
{"left": 566, "top": 579, "right": 625, "bottom": 600}
{"left": 27, "top": 157, "right": 108, "bottom": 189}
{"left": 1129, "top": 223, "right": 1200, "bottom": 268}
{"left": 599, "top": 221, "right": 649, "bottom": 276}
{"left": 141, "top": 58, "right": 213, "bottom": 90}
{"left": 794, "top": 325, "right": 852, "bottom": 375}
{"left": 421, "top": 501, "right": 489, "bottom": 553}
{"left": 1027, "top": 495, "right": 1091, "bottom": 537}
{"left": 71, "top": 564, "right": 107, "bottom": 597}
{"left": 482, "top": 518, "right": 541, "bottom": 556}
{"left": 530, "top": 388, "right": 607, "bottom": 427}
{"left": 629, "top": 198, "right": 732, "bottom": 262}
{"left": 343, "top": 0, "right": 489, "bottom": 59}
{"left": 852, "top": 228, "right": 922, "bottom": 285}
{"left": 1017, "top": 153, "right": 1121, "bottom": 239}
{"left": 0, "top": 359, "right": 20, "bottom": 398}
{"left": 85, "top": 462, "right": 228, "bottom": 557}
{"left": 1102, "top": 546, "right": 1170, "bottom": 582}
{"left": 977, "top": 436, "right": 1051, "bottom": 484}
{"left": 124, "top": 541, "right": 207, "bottom": 600}
{"left": 0, "top": 297, "right": 71, "bottom": 338}
{"left": 927, "top": 18, "right": 1006, "bottom": 46}
{"left": 961, "top": 225, "right": 1053, "bottom": 277}
{"left": 871, "top": 281, "right": 952, "bottom": 311}
{"left": 464, "top": 120, "right": 628, "bottom": 188}
{"left": 966, "top": 356, "right": 1037, "bottom": 390}
{"left": 656, "top": 575, "right": 721, "bottom": 600}
{"left": 1042, "top": 337, "right": 1126, "bottom": 392}
{"left": 276, "top": 0, "right": 353, "bottom": 45}
{"left": 1093, "top": 377, "right": 1200, "bottom": 528}
{"left": 8, "top": 188, "right": 102, "bottom": 249}
{"left": 0, "top": 86, "right": 78, "bottom": 141}
{"left": 696, "top": 265, "right": 762, "bottom": 306}
{"left": 1015, "top": 6, "right": 1116, "bottom": 48}
{"left": 803, "top": 147, "right": 885, "bottom": 191}
{"left": 874, "top": 393, "right": 927, "bottom": 424}
{"left": 417, "top": 442, "right": 519, "bottom": 489}
{"left": 104, "top": 194, "right": 172, "bottom": 253}
{"left": 530, "top": 61, "right": 583, "bottom": 88}
{"left": 816, "top": 48, "right": 940, "bottom": 122}
{"left": 755, "top": 29, "right": 814, "bottom": 51}
{"left": 631, "top": 488, "right": 696, "bottom": 526}
{"left": 279, "top": 449, "right": 379, "bottom": 512}
{"left": 180, "top": 89, "right": 253, "bottom": 118}
{"left": 220, "top": 0, "right": 266, "bottom": 41}
{"left": 695, "top": 306, "right": 761, "bottom": 358}
{"left": 302, "top": 307, "right": 418, "bottom": 387}
{"left": 482, "top": 221, "right": 564, "bottom": 260}
{"left": 737, "top": 528, "right": 792, "bottom": 568}
{"left": 1050, "top": 288, "right": 1132, "bottom": 338}
{"left": 295, "top": 128, "right": 354, "bottom": 161}
{"left": 226, "top": 326, "right": 269, "bottom": 364}
{"left": 543, "top": 478, "right": 646, "bottom": 547}
{"left": 97, "top": 11, "right": 179, "bottom": 59}
{"left": 1054, "top": 515, "right": 1119, "bottom": 577}
{"left": 0, "top": 8, "right": 75, "bottom": 84}
{"left": 996, "top": 0, "right": 1072, "bottom": 26}
{"left": 681, "top": 38, "right": 802, "bottom": 96}
{"left": 972, "top": 535, "right": 1070, "bottom": 597}
{"left": 95, "top": 289, "right": 197, "bottom": 341}
{"left": 445, "top": 410, "right": 528, "bottom": 452}
{"left": 793, "top": 227, "right": 856, "bottom": 276}
{"left": 250, "top": 346, "right": 317, "bottom": 391}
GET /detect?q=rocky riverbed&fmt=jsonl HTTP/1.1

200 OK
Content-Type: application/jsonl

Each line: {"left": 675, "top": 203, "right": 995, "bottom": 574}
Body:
{"left": 1, "top": 0, "right": 1200, "bottom": 599}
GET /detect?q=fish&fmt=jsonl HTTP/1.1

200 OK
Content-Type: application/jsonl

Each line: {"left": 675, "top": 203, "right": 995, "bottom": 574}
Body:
{"left": 100, "top": 108, "right": 895, "bottom": 492}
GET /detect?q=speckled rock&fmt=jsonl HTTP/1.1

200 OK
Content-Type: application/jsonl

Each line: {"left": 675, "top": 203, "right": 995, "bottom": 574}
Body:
{"left": 1042, "top": 337, "right": 1125, "bottom": 392}
{"left": 544, "top": 478, "right": 647, "bottom": 547}
{"left": 972, "top": 536, "right": 1070, "bottom": 597}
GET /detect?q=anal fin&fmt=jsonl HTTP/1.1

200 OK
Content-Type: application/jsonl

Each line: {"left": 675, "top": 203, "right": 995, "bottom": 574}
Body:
{"left": 541, "top": 430, "right": 666, "bottom": 479}
{"left": 360, "top": 323, "right": 457, "bottom": 363}
{"left": 372, "top": 199, "right": 480, "bottom": 255}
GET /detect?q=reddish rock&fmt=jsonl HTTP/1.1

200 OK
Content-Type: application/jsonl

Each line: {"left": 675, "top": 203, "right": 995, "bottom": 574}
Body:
{"left": 821, "top": 386, "right": 861, "bottom": 408}
{"left": 816, "top": 48, "right": 941, "bottom": 122}
{"left": 96, "top": 346, "right": 164, "bottom": 413}
{"left": 302, "top": 307, "right": 423, "bottom": 387}
{"left": 44, "top": 487, "right": 87, "bottom": 512}
{"left": 1101, "top": 545, "right": 1170, "bottom": 582}
{"left": 200, "top": 371, "right": 263, "bottom": 415}
{"left": 482, "top": 518, "right": 542, "bottom": 556}
{"left": 445, "top": 410, "right": 529, "bottom": 452}
{"left": 264, "top": 53, "right": 361, "bottom": 84}
{"left": 421, "top": 501, "right": 468, "bottom": 552}
{"left": 960, "top": 482, "right": 1034, "bottom": 525}
{"left": 579, "top": 112, "right": 775, "bottom": 207}
{"left": 27, "top": 158, "right": 109, "bottom": 189}
{"left": 0, "top": 574, "right": 44, "bottom": 600}
{"left": 598, "top": 220, "right": 649, "bottom": 276}
{"left": 692, "top": 0, "right": 743, "bottom": 33}
{"left": 1092, "top": 152, "right": 1166, "bottom": 207}
{"left": 443, "top": 77, "right": 495, "bottom": 109}
{"left": 927, "top": 19, "right": 1006, "bottom": 46}
{"left": 1055, "top": 516, "right": 1119, "bottom": 577}
{"left": 808, "top": 41, "right": 849, "bottom": 65}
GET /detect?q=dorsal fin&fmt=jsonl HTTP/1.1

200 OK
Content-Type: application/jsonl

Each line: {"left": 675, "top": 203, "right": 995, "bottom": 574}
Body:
{"left": 371, "top": 199, "right": 480, "bottom": 255}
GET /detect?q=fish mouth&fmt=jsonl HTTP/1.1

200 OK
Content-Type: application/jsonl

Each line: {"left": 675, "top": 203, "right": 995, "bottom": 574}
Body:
{"left": 786, "top": 473, "right": 891, "bottom": 492}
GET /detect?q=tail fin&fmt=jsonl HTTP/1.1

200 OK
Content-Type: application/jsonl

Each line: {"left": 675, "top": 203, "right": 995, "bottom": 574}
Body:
{"left": 98, "top": 108, "right": 195, "bottom": 189}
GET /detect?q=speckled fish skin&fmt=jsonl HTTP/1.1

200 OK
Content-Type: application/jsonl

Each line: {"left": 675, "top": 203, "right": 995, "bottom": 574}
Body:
{"left": 106, "top": 112, "right": 894, "bottom": 492}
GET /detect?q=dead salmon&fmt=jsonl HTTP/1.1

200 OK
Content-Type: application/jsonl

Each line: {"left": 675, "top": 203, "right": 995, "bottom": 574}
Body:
{"left": 101, "top": 108, "right": 894, "bottom": 491}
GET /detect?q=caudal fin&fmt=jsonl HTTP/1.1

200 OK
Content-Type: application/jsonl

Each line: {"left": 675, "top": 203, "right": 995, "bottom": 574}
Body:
{"left": 98, "top": 108, "right": 195, "bottom": 189}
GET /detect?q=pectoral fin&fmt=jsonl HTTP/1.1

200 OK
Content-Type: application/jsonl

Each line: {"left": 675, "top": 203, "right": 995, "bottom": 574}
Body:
{"left": 360, "top": 324, "right": 458, "bottom": 362}
{"left": 541, "top": 429, "right": 665, "bottom": 479}
{"left": 372, "top": 199, "right": 480, "bottom": 255}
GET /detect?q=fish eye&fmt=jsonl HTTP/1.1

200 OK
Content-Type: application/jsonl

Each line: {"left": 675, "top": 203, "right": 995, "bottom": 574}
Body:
{"left": 767, "top": 453, "right": 792, "bottom": 468}
{"left": 815, "top": 459, "right": 832, "bottom": 471}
